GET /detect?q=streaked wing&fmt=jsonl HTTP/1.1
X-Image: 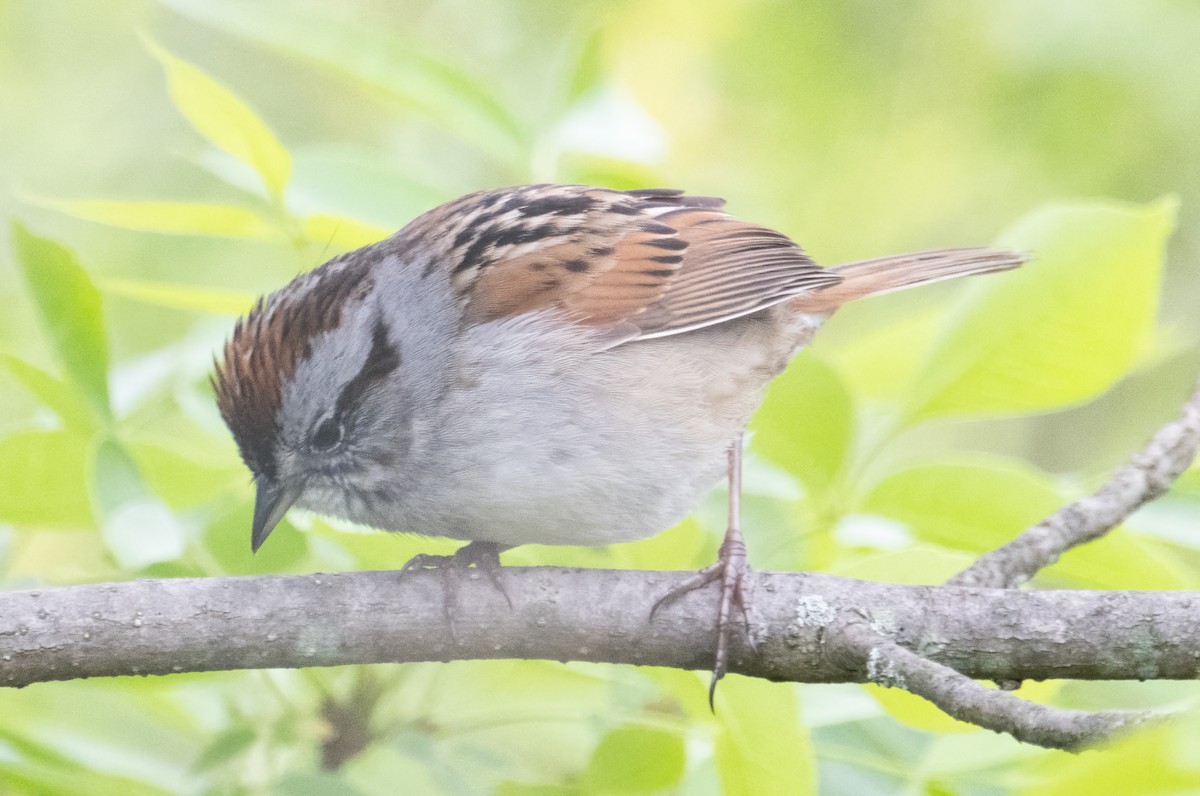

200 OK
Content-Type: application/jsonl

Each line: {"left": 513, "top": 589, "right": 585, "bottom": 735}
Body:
{"left": 625, "top": 206, "right": 841, "bottom": 339}
{"left": 403, "top": 185, "right": 840, "bottom": 342}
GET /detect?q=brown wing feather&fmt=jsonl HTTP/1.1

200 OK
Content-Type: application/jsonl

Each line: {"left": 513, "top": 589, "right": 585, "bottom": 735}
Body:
{"left": 431, "top": 185, "right": 839, "bottom": 342}
{"left": 629, "top": 209, "right": 840, "bottom": 339}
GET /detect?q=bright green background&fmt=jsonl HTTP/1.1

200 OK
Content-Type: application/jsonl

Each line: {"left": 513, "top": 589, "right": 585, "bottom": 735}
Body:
{"left": 3, "top": 1, "right": 1200, "bottom": 793}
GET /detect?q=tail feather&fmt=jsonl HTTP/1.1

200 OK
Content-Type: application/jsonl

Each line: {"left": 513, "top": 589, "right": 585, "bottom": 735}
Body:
{"left": 790, "top": 247, "right": 1025, "bottom": 313}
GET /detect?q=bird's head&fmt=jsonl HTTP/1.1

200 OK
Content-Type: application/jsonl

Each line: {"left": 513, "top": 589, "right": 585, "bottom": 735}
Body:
{"left": 213, "top": 252, "right": 403, "bottom": 552}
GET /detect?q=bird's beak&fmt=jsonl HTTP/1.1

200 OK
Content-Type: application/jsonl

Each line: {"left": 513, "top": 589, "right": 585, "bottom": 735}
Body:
{"left": 251, "top": 480, "right": 301, "bottom": 553}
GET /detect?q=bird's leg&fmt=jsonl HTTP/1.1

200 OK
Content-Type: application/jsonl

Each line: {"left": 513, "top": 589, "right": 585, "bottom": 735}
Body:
{"left": 400, "top": 541, "right": 513, "bottom": 638}
{"left": 650, "top": 432, "right": 754, "bottom": 708}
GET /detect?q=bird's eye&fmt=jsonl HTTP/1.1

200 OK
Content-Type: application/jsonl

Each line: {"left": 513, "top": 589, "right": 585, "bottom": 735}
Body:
{"left": 311, "top": 417, "right": 343, "bottom": 451}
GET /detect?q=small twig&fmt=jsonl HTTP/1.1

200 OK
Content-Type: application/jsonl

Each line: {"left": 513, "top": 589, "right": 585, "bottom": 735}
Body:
{"left": 950, "top": 375, "right": 1200, "bottom": 589}
{"left": 830, "top": 618, "right": 1152, "bottom": 752}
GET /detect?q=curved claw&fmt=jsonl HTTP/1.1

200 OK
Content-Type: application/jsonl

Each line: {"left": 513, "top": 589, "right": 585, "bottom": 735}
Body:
{"left": 650, "top": 562, "right": 724, "bottom": 621}
{"left": 650, "top": 532, "right": 756, "bottom": 710}
{"left": 399, "top": 541, "right": 513, "bottom": 639}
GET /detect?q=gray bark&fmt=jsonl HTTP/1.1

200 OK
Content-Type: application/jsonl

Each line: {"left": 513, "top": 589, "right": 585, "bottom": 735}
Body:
{"left": 2, "top": 568, "right": 1197, "bottom": 685}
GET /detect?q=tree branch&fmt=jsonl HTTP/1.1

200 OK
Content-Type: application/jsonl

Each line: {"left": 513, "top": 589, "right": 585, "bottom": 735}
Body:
{"left": 829, "top": 615, "right": 1150, "bottom": 751}
{"left": 2, "top": 568, "right": 1199, "bottom": 750}
{"left": 6, "top": 378, "right": 1199, "bottom": 752}
{"left": 950, "top": 376, "right": 1200, "bottom": 588}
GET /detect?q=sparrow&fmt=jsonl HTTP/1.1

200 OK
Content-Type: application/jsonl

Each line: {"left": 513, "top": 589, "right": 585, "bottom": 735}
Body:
{"left": 213, "top": 184, "right": 1023, "bottom": 699}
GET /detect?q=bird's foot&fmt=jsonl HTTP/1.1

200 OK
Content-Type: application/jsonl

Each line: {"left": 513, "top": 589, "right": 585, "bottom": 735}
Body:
{"left": 400, "top": 541, "right": 512, "bottom": 638}
{"left": 650, "top": 530, "right": 756, "bottom": 709}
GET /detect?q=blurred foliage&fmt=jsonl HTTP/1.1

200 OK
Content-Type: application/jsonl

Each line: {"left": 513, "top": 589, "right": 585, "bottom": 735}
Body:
{"left": 2, "top": 0, "right": 1200, "bottom": 793}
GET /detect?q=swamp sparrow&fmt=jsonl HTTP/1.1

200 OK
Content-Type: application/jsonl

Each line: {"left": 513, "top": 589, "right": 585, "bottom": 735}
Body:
{"left": 214, "top": 184, "right": 1023, "bottom": 697}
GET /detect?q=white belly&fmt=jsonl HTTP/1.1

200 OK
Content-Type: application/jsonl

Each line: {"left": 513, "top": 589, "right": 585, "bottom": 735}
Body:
{"left": 368, "top": 308, "right": 826, "bottom": 546}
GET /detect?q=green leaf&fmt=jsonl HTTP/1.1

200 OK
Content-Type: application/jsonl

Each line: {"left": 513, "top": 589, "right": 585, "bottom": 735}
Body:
{"left": 1018, "top": 722, "right": 1199, "bottom": 795}
{"left": 11, "top": 224, "right": 111, "bottom": 420}
{"left": 277, "top": 773, "right": 370, "bottom": 796}
{"left": 0, "top": 355, "right": 97, "bottom": 434}
{"left": 399, "top": 660, "right": 610, "bottom": 780}
{"left": 191, "top": 725, "right": 256, "bottom": 772}
{"left": 861, "top": 457, "right": 1190, "bottom": 589}
{"left": 919, "top": 731, "right": 1048, "bottom": 789}
{"left": 832, "top": 545, "right": 974, "bottom": 585}
{"left": 205, "top": 499, "right": 308, "bottom": 574}
{"left": 828, "top": 307, "right": 944, "bottom": 401}
{"left": 91, "top": 438, "right": 149, "bottom": 512}
{"left": 0, "top": 678, "right": 201, "bottom": 792}
{"left": 496, "top": 784, "right": 580, "bottom": 796}
{"left": 868, "top": 677, "right": 1060, "bottom": 738}
{"left": 142, "top": 34, "right": 292, "bottom": 201}
{"left": 1048, "top": 528, "right": 1191, "bottom": 591}
{"left": 99, "top": 277, "right": 254, "bottom": 316}
{"left": 90, "top": 439, "right": 187, "bottom": 569}
{"left": 865, "top": 683, "right": 981, "bottom": 735}
{"left": 0, "top": 431, "right": 94, "bottom": 528}
{"left": 0, "top": 727, "right": 168, "bottom": 796}
{"left": 127, "top": 442, "right": 244, "bottom": 509}
{"left": 566, "top": 28, "right": 606, "bottom": 105}
{"left": 556, "top": 153, "right": 662, "bottom": 192}
{"left": 160, "top": 0, "right": 527, "bottom": 169}
{"left": 580, "top": 725, "right": 686, "bottom": 793}
{"left": 20, "top": 195, "right": 280, "bottom": 239}
{"left": 608, "top": 515, "right": 710, "bottom": 571}
{"left": 750, "top": 352, "right": 853, "bottom": 493}
{"left": 303, "top": 214, "right": 390, "bottom": 252}
{"left": 714, "top": 676, "right": 815, "bottom": 796}
{"left": 342, "top": 745, "right": 447, "bottom": 796}
{"left": 909, "top": 198, "right": 1176, "bottom": 419}
{"left": 862, "top": 457, "right": 1063, "bottom": 554}
{"left": 284, "top": 143, "right": 446, "bottom": 226}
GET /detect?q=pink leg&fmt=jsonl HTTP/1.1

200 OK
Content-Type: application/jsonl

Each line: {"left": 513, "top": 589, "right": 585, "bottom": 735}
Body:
{"left": 651, "top": 433, "right": 754, "bottom": 708}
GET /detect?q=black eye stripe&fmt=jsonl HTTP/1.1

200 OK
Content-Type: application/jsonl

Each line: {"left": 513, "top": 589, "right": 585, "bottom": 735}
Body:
{"left": 333, "top": 315, "right": 401, "bottom": 421}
